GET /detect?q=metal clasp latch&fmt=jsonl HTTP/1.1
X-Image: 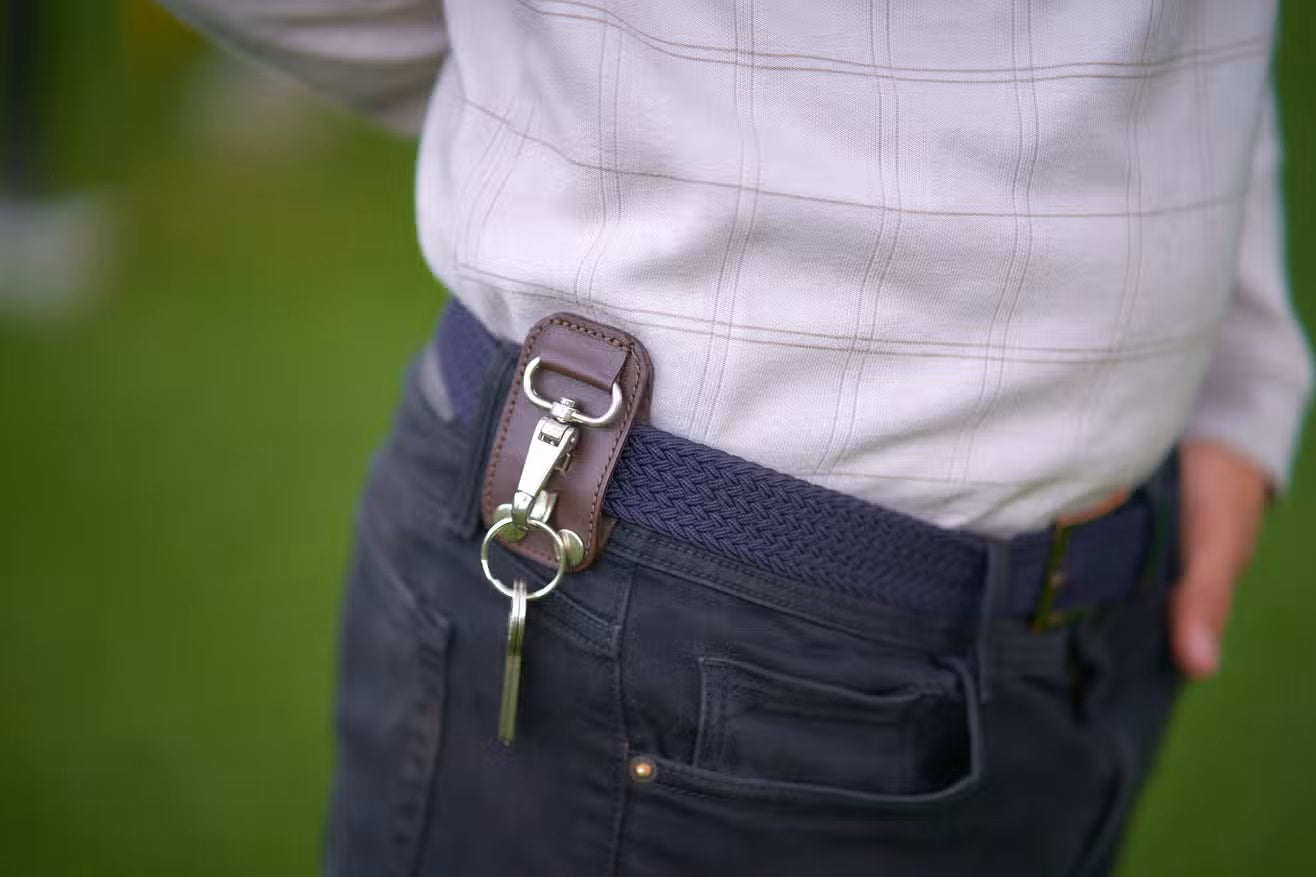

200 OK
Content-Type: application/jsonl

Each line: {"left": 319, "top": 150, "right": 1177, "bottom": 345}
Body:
{"left": 511, "top": 413, "right": 578, "bottom": 527}
{"left": 491, "top": 356, "right": 625, "bottom": 569}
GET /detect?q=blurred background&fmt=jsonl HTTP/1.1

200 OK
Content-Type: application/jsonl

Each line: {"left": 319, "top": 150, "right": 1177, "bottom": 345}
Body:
{"left": 0, "top": 2, "right": 1312, "bottom": 874}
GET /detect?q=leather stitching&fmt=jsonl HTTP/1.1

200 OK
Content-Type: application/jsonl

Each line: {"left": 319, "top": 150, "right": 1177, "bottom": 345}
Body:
{"left": 482, "top": 314, "right": 650, "bottom": 569}
{"left": 543, "top": 315, "right": 643, "bottom": 564}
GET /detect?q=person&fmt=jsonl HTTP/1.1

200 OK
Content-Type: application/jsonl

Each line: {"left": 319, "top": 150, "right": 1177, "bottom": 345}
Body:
{"left": 161, "top": 2, "right": 1311, "bottom": 874}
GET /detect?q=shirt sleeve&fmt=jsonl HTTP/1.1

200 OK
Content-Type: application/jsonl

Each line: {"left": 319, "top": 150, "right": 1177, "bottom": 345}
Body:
{"left": 1182, "top": 83, "right": 1313, "bottom": 490}
{"left": 158, "top": 0, "right": 448, "bottom": 134}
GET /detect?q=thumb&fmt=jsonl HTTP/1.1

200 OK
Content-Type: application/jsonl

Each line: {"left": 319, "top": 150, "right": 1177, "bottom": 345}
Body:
{"left": 1170, "top": 567, "right": 1235, "bottom": 679}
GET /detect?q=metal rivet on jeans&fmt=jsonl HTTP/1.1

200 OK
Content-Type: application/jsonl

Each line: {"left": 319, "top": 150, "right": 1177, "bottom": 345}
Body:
{"left": 629, "top": 756, "right": 657, "bottom": 783}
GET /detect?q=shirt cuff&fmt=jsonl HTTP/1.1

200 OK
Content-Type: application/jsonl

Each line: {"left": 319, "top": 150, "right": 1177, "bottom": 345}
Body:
{"left": 1181, "top": 365, "right": 1311, "bottom": 495}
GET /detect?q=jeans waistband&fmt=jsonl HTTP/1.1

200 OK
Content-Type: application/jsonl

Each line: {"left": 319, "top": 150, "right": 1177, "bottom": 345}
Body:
{"left": 432, "top": 299, "right": 1178, "bottom": 621}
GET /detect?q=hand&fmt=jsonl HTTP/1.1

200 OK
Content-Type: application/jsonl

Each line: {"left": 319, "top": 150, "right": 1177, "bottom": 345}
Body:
{"left": 1170, "top": 440, "right": 1269, "bottom": 679}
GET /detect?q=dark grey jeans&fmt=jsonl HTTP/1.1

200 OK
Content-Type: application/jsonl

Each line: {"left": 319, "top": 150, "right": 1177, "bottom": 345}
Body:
{"left": 326, "top": 357, "right": 1182, "bottom": 876}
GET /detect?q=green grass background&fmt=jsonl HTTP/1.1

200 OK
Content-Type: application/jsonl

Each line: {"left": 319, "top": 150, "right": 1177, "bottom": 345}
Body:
{"left": 1, "top": 3, "right": 1312, "bottom": 874}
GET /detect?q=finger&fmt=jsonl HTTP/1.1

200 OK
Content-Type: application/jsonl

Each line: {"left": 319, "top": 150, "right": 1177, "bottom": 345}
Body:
{"left": 1170, "top": 568, "right": 1235, "bottom": 679}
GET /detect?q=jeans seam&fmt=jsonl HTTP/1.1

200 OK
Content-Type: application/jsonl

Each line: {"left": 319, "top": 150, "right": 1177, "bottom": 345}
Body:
{"left": 605, "top": 559, "right": 637, "bottom": 877}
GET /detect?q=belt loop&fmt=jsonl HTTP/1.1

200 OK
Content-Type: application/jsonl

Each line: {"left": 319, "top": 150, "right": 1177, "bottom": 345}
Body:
{"left": 975, "top": 539, "right": 1011, "bottom": 704}
{"left": 451, "top": 342, "right": 519, "bottom": 539}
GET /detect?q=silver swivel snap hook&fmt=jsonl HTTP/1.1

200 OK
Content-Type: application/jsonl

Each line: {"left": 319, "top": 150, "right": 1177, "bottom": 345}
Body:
{"left": 489, "top": 356, "right": 625, "bottom": 568}
{"left": 480, "top": 354, "right": 627, "bottom": 746}
{"left": 510, "top": 410, "right": 577, "bottom": 529}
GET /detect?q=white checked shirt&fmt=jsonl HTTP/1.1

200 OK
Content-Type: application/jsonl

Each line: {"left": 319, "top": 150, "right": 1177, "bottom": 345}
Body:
{"left": 165, "top": 0, "right": 1312, "bottom": 536}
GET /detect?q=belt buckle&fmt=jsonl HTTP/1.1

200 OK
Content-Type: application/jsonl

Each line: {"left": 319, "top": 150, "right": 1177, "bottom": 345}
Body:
{"left": 1030, "top": 522, "right": 1086, "bottom": 632}
{"left": 1030, "top": 487, "right": 1132, "bottom": 632}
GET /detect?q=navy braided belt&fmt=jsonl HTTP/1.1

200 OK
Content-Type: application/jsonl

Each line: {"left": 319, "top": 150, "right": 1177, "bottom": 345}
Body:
{"left": 434, "top": 299, "right": 1177, "bottom": 620}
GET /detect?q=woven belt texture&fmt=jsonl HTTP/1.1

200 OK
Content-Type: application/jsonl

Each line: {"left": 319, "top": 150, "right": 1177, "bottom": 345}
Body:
{"left": 435, "top": 300, "right": 1175, "bottom": 618}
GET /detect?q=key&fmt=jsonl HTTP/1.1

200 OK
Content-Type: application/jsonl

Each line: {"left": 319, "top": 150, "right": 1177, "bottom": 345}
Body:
{"left": 497, "top": 577, "right": 529, "bottom": 745}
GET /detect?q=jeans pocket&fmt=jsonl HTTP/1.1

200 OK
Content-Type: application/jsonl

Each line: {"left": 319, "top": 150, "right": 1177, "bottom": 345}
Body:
{"left": 616, "top": 654, "right": 987, "bottom": 876}
{"left": 326, "top": 534, "right": 453, "bottom": 877}
{"left": 655, "top": 655, "right": 981, "bottom": 809}
{"left": 691, "top": 656, "right": 979, "bottom": 803}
